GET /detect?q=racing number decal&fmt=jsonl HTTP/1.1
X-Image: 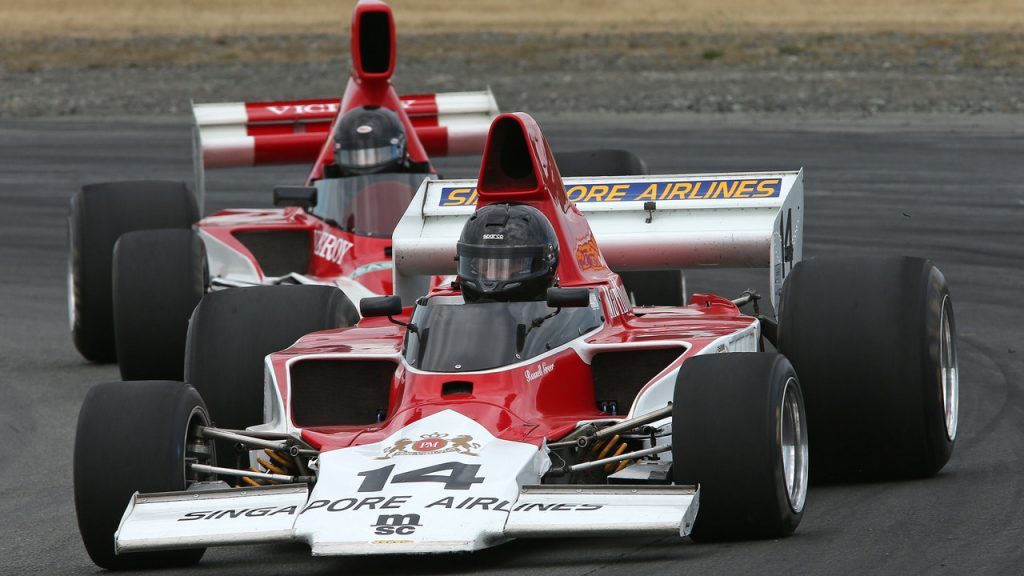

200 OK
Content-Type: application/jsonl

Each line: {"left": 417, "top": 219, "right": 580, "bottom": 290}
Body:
{"left": 781, "top": 207, "right": 794, "bottom": 274}
{"left": 358, "top": 462, "right": 486, "bottom": 492}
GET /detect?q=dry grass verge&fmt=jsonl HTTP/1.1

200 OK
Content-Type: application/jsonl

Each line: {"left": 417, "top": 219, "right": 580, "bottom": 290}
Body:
{"left": 2, "top": 0, "right": 1023, "bottom": 39}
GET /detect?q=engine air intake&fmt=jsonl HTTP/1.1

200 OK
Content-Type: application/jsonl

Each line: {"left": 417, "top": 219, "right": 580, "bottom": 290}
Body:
{"left": 290, "top": 359, "right": 396, "bottom": 427}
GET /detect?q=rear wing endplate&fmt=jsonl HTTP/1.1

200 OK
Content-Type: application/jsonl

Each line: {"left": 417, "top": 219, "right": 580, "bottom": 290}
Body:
{"left": 190, "top": 90, "right": 499, "bottom": 211}
{"left": 393, "top": 170, "right": 804, "bottom": 314}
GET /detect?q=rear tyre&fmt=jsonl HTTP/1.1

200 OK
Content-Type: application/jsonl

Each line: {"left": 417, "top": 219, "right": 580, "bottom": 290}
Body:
{"left": 114, "top": 229, "right": 207, "bottom": 381}
{"left": 778, "top": 256, "right": 958, "bottom": 480}
{"left": 69, "top": 181, "right": 197, "bottom": 362}
{"left": 185, "top": 285, "right": 358, "bottom": 461}
{"left": 553, "top": 149, "right": 648, "bottom": 177}
{"left": 619, "top": 270, "right": 685, "bottom": 306}
{"left": 74, "top": 380, "right": 213, "bottom": 570}
{"left": 673, "top": 353, "right": 808, "bottom": 541}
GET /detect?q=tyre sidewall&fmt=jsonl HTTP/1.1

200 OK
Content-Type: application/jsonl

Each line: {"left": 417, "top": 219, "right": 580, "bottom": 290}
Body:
{"left": 74, "top": 381, "right": 208, "bottom": 569}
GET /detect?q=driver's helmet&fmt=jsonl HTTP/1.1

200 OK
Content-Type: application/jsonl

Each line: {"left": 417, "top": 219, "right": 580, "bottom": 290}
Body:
{"left": 456, "top": 203, "right": 559, "bottom": 302}
{"left": 333, "top": 106, "right": 407, "bottom": 174}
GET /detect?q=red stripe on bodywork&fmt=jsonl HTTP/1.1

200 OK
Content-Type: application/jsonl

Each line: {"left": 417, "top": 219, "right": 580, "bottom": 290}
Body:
{"left": 247, "top": 122, "right": 333, "bottom": 137}
{"left": 415, "top": 125, "right": 449, "bottom": 157}
{"left": 399, "top": 93, "right": 439, "bottom": 117}
{"left": 252, "top": 133, "right": 327, "bottom": 166}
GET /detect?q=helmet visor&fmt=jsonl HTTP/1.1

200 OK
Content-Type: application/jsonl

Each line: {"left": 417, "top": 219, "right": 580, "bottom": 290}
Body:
{"left": 457, "top": 244, "right": 546, "bottom": 285}
{"left": 336, "top": 143, "right": 403, "bottom": 171}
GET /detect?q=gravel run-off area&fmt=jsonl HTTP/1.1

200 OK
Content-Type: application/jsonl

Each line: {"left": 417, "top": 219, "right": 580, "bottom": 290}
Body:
{"left": 2, "top": 32, "right": 1023, "bottom": 118}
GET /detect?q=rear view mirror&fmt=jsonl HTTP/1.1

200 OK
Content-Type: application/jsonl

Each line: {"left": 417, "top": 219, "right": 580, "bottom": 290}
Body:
{"left": 360, "top": 295, "right": 403, "bottom": 318}
{"left": 273, "top": 186, "right": 317, "bottom": 208}
{"left": 546, "top": 287, "right": 590, "bottom": 308}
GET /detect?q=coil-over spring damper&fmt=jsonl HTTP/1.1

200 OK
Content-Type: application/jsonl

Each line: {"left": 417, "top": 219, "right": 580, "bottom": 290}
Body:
{"left": 239, "top": 449, "right": 299, "bottom": 487}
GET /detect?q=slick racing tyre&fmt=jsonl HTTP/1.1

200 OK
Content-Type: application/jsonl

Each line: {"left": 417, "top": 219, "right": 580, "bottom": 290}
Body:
{"left": 74, "top": 380, "right": 213, "bottom": 570}
{"left": 778, "top": 256, "right": 958, "bottom": 480}
{"left": 553, "top": 149, "right": 648, "bottom": 178}
{"left": 185, "top": 285, "right": 358, "bottom": 463}
{"left": 673, "top": 353, "right": 808, "bottom": 541}
{"left": 114, "top": 229, "right": 207, "bottom": 381}
{"left": 69, "top": 181, "right": 197, "bottom": 362}
{"left": 618, "top": 270, "right": 685, "bottom": 306}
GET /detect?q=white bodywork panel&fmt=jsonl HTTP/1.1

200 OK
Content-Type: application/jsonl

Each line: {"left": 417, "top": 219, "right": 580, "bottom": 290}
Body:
{"left": 505, "top": 485, "right": 698, "bottom": 538}
{"left": 114, "top": 410, "right": 699, "bottom": 556}
{"left": 115, "top": 484, "right": 308, "bottom": 553}
{"left": 393, "top": 170, "right": 804, "bottom": 314}
{"left": 293, "top": 410, "right": 546, "bottom": 554}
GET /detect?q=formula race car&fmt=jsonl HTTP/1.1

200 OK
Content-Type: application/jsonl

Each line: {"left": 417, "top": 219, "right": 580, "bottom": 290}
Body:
{"left": 67, "top": 0, "right": 651, "bottom": 383}
{"left": 74, "top": 113, "right": 959, "bottom": 569}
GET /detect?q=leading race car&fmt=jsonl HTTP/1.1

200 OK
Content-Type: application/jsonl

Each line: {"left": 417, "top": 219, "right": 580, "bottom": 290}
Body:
{"left": 67, "top": 0, "right": 652, "bottom": 386}
{"left": 74, "top": 113, "right": 959, "bottom": 569}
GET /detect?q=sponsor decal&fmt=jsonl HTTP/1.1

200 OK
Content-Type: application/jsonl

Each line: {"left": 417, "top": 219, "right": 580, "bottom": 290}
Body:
{"left": 177, "top": 505, "right": 297, "bottom": 521}
{"left": 378, "top": 433, "right": 480, "bottom": 459}
{"left": 574, "top": 236, "right": 605, "bottom": 272}
{"left": 372, "top": 513, "right": 421, "bottom": 535}
{"left": 264, "top": 103, "right": 339, "bottom": 116}
{"left": 524, "top": 362, "right": 554, "bottom": 382}
{"left": 482, "top": 233, "right": 504, "bottom": 240}
{"left": 438, "top": 178, "right": 782, "bottom": 207}
{"left": 511, "top": 502, "right": 603, "bottom": 512}
{"left": 300, "top": 495, "right": 411, "bottom": 514}
{"left": 357, "top": 124, "right": 373, "bottom": 134}
{"left": 313, "top": 229, "right": 354, "bottom": 266}
{"left": 424, "top": 497, "right": 602, "bottom": 512}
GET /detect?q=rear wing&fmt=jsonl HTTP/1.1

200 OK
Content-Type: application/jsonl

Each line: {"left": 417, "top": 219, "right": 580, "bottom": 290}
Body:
{"left": 393, "top": 170, "right": 804, "bottom": 314}
{"left": 191, "top": 90, "right": 499, "bottom": 209}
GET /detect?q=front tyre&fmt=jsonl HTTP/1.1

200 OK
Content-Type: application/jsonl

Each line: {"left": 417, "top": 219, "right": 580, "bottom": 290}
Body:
{"left": 74, "top": 380, "right": 214, "bottom": 569}
{"left": 673, "top": 353, "right": 808, "bottom": 541}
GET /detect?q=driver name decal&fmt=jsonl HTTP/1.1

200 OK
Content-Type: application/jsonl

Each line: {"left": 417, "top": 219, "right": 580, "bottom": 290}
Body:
{"left": 524, "top": 362, "right": 554, "bottom": 382}
{"left": 313, "top": 230, "right": 354, "bottom": 265}
{"left": 438, "top": 178, "right": 782, "bottom": 207}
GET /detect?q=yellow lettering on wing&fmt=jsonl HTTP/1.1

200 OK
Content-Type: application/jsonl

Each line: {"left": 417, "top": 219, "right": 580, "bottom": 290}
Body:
{"left": 636, "top": 184, "right": 659, "bottom": 201}
{"left": 582, "top": 184, "right": 610, "bottom": 202}
{"left": 607, "top": 183, "right": 629, "bottom": 202}
{"left": 566, "top": 185, "right": 588, "bottom": 203}
{"left": 734, "top": 180, "right": 755, "bottom": 198}
{"left": 754, "top": 179, "right": 781, "bottom": 197}
{"left": 663, "top": 182, "right": 691, "bottom": 200}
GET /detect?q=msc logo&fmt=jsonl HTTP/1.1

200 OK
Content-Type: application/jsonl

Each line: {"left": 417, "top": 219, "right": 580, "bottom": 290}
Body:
{"left": 372, "top": 513, "right": 421, "bottom": 536}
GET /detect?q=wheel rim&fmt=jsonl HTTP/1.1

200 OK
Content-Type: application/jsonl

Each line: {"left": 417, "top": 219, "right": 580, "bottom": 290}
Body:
{"left": 940, "top": 295, "right": 959, "bottom": 441}
{"left": 66, "top": 220, "right": 75, "bottom": 332}
{"left": 183, "top": 406, "right": 216, "bottom": 486}
{"left": 780, "top": 377, "right": 808, "bottom": 513}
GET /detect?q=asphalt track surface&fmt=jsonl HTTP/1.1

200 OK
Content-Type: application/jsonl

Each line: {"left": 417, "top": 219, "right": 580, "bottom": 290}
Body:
{"left": 1, "top": 114, "right": 1022, "bottom": 575}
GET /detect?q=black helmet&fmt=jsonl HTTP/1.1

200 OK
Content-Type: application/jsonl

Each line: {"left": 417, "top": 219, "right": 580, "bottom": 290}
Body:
{"left": 456, "top": 203, "right": 559, "bottom": 302}
{"left": 333, "top": 106, "right": 407, "bottom": 174}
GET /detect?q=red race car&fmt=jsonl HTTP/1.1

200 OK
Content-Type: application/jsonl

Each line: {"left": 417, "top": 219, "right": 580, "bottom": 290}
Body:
{"left": 67, "top": 0, "right": 649, "bottom": 383}
{"left": 74, "top": 112, "right": 958, "bottom": 569}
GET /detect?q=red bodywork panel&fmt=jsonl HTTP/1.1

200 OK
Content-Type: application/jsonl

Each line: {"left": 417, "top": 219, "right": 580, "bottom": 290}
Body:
{"left": 198, "top": 208, "right": 393, "bottom": 294}
{"left": 271, "top": 292, "right": 756, "bottom": 454}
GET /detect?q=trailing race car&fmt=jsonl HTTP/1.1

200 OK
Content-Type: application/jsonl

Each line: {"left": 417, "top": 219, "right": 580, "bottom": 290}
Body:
{"left": 74, "top": 112, "right": 959, "bottom": 569}
{"left": 66, "top": 0, "right": 652, "bottom": 383}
